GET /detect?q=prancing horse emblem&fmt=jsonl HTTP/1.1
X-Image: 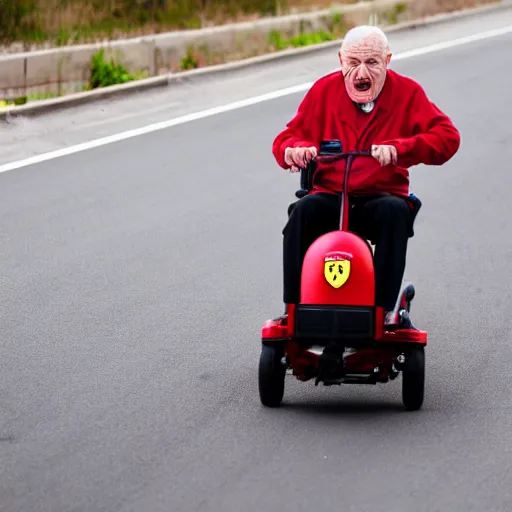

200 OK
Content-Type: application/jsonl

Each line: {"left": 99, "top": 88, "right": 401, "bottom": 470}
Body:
{"left": 323, "top": 251, "right": 352, "bottom": 288}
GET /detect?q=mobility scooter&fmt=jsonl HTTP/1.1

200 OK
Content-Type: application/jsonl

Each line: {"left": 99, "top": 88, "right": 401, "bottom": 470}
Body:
{"left": 258, "top": 140, "right": 427, "bottom": 411}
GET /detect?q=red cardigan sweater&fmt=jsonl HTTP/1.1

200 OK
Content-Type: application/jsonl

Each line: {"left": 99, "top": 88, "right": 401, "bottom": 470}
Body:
{"left": 272, "top": 69, "right": 461, "bottom": 197}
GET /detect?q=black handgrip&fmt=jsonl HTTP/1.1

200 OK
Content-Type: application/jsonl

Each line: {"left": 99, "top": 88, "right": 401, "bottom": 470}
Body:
{"left": 295, "top": 160, "right": 316, "bottom": 199}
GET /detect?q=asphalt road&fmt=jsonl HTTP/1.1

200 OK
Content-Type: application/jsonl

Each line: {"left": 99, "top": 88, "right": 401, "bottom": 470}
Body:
{"left": 1, "top": 13, "right": 512, "bottom": 512}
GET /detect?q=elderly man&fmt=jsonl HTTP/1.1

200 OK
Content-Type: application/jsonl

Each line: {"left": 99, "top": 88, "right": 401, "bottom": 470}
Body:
{"left": 272, "top": 25, "right": 461, "bottom": 328}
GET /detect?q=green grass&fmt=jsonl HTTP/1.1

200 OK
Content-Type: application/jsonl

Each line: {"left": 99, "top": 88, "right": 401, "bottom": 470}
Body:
{"left": 89, "top": 49, "right": 136, "bottom": 89}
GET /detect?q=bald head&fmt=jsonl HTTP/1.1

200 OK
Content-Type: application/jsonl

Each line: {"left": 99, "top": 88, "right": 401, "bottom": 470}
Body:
{"left": 341, "top": 25, "right": 390, "bottom": 53}
{"left": 338, "top": 25, "right": 392, "bottom": 104}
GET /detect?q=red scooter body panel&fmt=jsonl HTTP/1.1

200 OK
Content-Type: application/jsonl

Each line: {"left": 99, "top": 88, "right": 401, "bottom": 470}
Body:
{"left": 300, "top": 231, "right": 375, "bottom": 306}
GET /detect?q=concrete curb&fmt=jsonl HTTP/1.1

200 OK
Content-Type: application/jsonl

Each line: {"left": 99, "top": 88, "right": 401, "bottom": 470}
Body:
{"left": 1, "top": 0, "right": 510, "bottom": 121}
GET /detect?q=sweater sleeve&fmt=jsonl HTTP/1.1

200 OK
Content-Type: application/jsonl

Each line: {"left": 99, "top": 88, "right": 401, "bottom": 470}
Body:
{"left": 381, "top": 85, "right": 461, "bottom": 168}
{"left": 272, "top": 83, "right": 323, "bottom": 169}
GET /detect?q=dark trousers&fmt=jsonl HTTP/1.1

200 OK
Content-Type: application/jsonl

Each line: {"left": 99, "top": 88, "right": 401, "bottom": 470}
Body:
{"left": 282, "top": 193, "right": 414, "bottom": 311}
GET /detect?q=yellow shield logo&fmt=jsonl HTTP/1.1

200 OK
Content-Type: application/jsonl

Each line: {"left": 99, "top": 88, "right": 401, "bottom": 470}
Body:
{"left": 324, "top": 252, "right": 352, "bottom": 288}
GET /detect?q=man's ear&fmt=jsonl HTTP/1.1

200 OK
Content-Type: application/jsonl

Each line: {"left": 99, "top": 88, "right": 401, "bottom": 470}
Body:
{"left": 386, "top": 52, "right": 392, "bottom": 66}
{"left": 338, "top": 50, "right": 343, "bottom": 67}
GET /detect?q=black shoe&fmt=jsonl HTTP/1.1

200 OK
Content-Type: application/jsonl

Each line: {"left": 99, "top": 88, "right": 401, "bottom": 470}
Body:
{"left": 384, "top": 310, "right": 418, "bottom": 331}
{"left": 398, "top": 309, "right": 417, "bottom": 330}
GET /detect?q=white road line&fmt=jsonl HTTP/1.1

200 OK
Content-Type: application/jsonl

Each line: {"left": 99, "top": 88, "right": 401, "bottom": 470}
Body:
{"left": 1, "top": 24, "right": 512, "bottom": 175}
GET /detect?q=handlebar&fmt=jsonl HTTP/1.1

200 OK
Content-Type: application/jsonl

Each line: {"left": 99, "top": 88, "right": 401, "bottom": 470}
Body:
{"left": 295, "top": 148, "right": 373, "bottom": 199}
{"left": 316, "top": 149, "right": 372, "bottom": 162}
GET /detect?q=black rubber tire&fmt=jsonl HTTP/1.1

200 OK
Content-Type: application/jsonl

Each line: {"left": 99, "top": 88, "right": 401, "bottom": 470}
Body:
{"left": 258, "top": 344, "right": 286, "bottom": 408}
{"left": 401, "top": 347, "right": 425, "bottom": 411}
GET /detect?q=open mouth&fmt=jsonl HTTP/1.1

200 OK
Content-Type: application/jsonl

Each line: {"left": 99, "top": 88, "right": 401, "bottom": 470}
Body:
{"left": 355, "top": 79, "right": 371, "bottom": 92}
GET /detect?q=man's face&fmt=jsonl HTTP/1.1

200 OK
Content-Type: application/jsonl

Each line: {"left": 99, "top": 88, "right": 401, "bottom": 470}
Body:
{"left": 339, "top": 35, "right": 391, "bottom": 104}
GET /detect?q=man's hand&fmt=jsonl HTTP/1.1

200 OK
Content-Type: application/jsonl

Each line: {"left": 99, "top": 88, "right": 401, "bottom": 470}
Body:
{"left": 371, "top": 144, "right": 397, "bottom": 166}
{"left": 284, "top": 146, "right": 317, "bottom": 173}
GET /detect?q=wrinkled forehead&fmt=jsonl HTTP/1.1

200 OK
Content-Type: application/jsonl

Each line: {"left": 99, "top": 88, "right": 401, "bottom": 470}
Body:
{"left": 342, "top": 34, "right": 387, "bottom": 60}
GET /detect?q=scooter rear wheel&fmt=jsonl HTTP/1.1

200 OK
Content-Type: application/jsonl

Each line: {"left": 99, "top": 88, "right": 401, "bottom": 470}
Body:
{"left": 258, "top": 345, "right": 286, "bottom": 407}
{"left": 401, "top": 347, "right": 425, "bottom": 411}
